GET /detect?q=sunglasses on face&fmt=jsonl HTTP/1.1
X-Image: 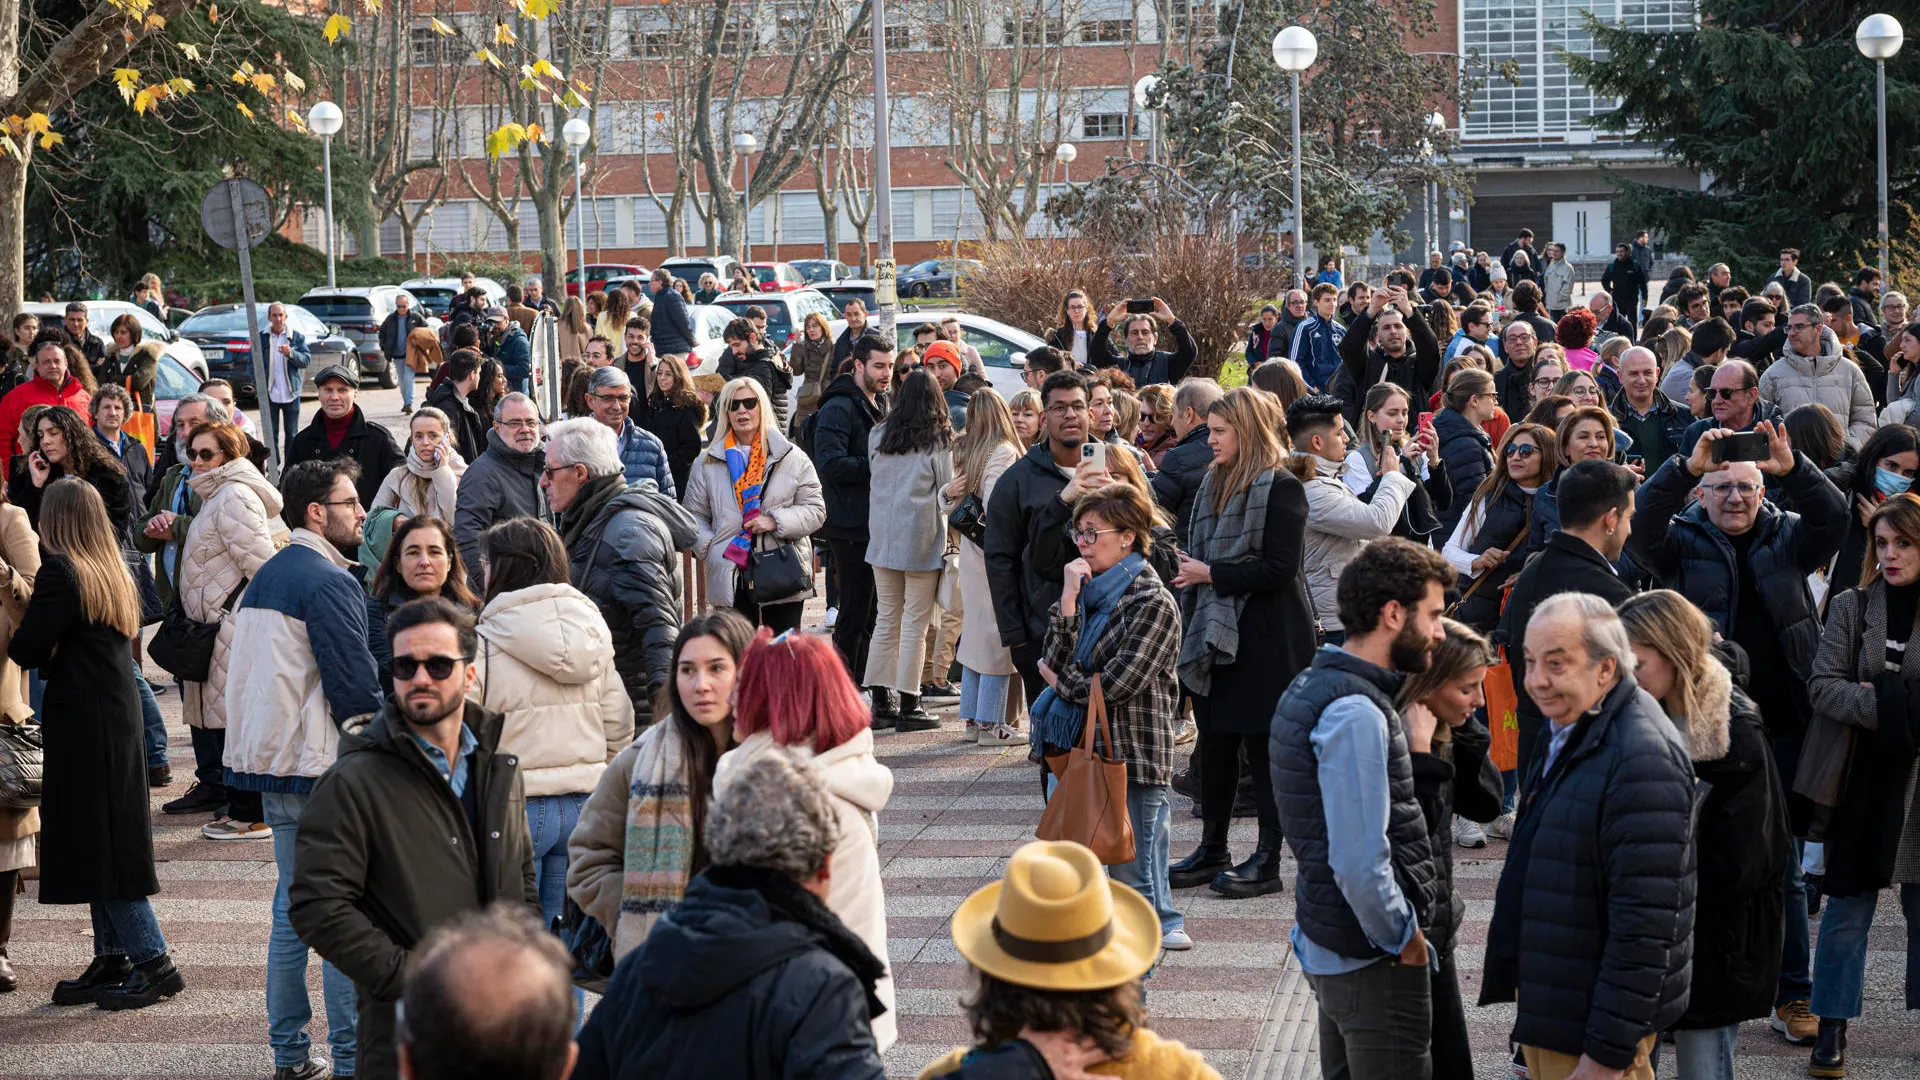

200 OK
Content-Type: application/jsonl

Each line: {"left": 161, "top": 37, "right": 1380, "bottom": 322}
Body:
{"left": 1504, "top": 444, "right": 1541, "bottom": 459}
{"left": 728, "top": 397, "right": 759, "bottom": 412}
{"left": 1708, "top": 387, "right": 1752, "bottom": 401}
{"left": 392, "top": 654, "right": 470, "bottom": 681}
{"left": 186, "top": 448, "right": 222, "bottom": 463}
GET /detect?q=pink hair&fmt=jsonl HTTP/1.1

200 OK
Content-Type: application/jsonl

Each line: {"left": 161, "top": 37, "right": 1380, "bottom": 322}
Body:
{"left": 732, "top": 628, "right": 870, "bottom": 753}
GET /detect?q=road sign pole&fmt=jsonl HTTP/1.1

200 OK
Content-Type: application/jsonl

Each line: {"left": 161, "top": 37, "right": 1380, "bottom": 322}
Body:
{"left": 226, "top": 182, "right": 276, "bottom": 480}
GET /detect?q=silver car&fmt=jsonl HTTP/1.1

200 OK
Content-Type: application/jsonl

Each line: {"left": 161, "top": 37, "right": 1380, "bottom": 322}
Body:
{"left": 295, "top": 286, "right": 422, "bottom": 388}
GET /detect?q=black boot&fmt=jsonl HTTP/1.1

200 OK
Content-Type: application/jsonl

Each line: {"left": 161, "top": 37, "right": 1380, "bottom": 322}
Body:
{"left": 896, "top": 693, "right": 940, "bottom": 732}
{"left": 1211, "top": 826, "right": 1285, "bottom": 899}
{"left": 96, "top": 953, "right": 185, "bottom": 1011}
{"left": 51, "top": 955, "right": 133, "bottom": 1006}
{"left": 868, "top": 687, "right": 898, "bottom": 731}
{"left": 1805, "top": 872, "right": 1824, "bottom": 917}
{"left": 1169, "top": 822, "right": 1233, "bottom": 889}
{"left": 0, "top": 869, "right": 15, "bottom": 993}
{"left": 1809, "top": 1018, "right": 1847, "bottom": 1078}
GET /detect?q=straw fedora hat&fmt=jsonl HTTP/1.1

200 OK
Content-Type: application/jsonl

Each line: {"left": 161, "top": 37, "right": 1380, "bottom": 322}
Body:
{"left": 951, "top": 840, "right": 1160, "bottom": 991}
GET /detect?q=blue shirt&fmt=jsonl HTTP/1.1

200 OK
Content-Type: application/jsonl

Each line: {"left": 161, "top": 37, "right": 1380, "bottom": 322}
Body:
{"left": 1541, "top": 717, "right": 1577, "bottom": 776}
{"left": 410, "top": 723, "right": 478, "bottom": 798}
{"left": 1289, "top": 692, "right": 1420, "bottom": 975}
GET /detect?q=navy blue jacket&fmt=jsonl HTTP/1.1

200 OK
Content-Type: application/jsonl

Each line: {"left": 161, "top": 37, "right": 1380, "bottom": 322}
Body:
{"left": 648, "top": 286, "right": 698, "bottom": 356}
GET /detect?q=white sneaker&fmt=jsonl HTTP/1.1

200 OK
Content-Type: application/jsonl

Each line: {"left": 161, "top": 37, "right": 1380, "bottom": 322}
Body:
{"left": 1453, "top": 815, "right": 1487, "bottom": 849}
{"left": 1486, "top": 811, "right": 1516, "bottom": 841}
{"left": 202, "top": 816, "right": 273, "bottom": 841}
{"left": 980, "top": 723, "right": 1028, "bottom": 746}
{"left": 823, "top": 607, "right": 838, "bottom": 630}
{"left": 1160, "top": 927, "right": 1193, "bottom": 951}
{"left": 963, "top": 720, "right": 982, "bottom": 742}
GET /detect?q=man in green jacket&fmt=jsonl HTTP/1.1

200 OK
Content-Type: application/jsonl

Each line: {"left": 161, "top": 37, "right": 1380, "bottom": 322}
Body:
{"left": 288, "top": 597, "right": 537, "bottom": 1080}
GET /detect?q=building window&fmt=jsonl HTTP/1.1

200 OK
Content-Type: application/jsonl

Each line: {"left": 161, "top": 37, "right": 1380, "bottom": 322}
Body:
{"left": 411, "top": 22, "right": 450, "bottom": 66}
{"left": 884, "top": 23, "right": 911, "bottom": 50}
{"left": 1081, "top": 18, "right": 1132, "bottom": 42}
{"left": 629, "top": 13, "right": 676, "bottom": 59}
{"left": 1082, "top": 113, "right": 1127, "bottom": 140}
{"left": 1462, "top": 0, "right": 1693, "bottom": 139}
{"left": 718, "top": 17, "right": 756, "bottom": 53}
{"left": 1003, "top": 15, "right": 1066, "bottom": 44}
{"left": 1165, "top": 1, "right": 1213, "bottom": 43}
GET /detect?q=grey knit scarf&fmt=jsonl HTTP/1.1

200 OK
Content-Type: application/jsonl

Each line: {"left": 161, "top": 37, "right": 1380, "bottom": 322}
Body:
{"left": 1177, "top": 467, "right": 1274, "bottom": 694}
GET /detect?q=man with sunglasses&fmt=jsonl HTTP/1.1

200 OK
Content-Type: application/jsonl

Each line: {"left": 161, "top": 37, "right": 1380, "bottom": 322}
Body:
{"left": 1680, "top": 358, "right": 1781, "bottom": 462}
{"left": 290, "top": 597, "right": 537, "bottom": 1080}
{"left": 224, "top": 459, "right": 385, "bottom": 1080}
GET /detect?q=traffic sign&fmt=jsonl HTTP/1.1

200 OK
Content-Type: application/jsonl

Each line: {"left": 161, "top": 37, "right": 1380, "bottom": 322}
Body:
{"left": 200, "top": 178, "right": 273, "bottom": 251}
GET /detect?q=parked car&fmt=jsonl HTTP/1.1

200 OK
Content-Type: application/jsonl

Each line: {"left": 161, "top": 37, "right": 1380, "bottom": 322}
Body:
{"left": 896, "top": 258, "right": 982, "bottom": 298}
{"left": 790, "top": 259, "right": 856, "bottom": 285}
{"left": 295, "top": 286, "right": 420, "bottom": 388}
{"left": 892, "top": 310, "right": 1035, "bottom": 398}
{"left": 814, "top": 279, "right": 878, "bottom": 316}
{"left": 742, "top": 262, "right": 809, "bottom": 293}
{"left": 685, "top": 304, "right": 757, "bottom": 378}
{"left": 177, "top": 303, "right": 359, "bottom": 402}
{"left": 659, "top": 255, "right": 742, "bottom": 291}
{"left": 21, "top": 300, "right": 209, "bottom": 382}
{"left": 713, "top": 289, "right": 842, "bottom": 353}
{"left": 565, "top": 263, "right": 647, "bottom": 297}
{"left": 400, "top": 276, "right": 506, "bottom": 318}
{"left": 152, "top": 350, "right": 210, "bottom": 439}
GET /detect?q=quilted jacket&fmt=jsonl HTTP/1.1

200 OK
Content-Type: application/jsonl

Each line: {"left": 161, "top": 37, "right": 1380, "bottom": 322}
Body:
{"left": 179, "top": 460, "right": 285, "bottom": 730}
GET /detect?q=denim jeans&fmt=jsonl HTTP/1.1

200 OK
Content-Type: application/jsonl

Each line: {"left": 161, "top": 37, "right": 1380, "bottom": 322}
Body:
{"left": 134, "top": 658, "right": 166, "bottom": 770}
{"left": 262, "top": 791, "right": 358, "bottom": 1073}
{"left": 1108, "top": 782, "right": 1182, "bottom": 936}
{"left": 526, "top": 793, "right": 589, "bottom": 929}
{"left": 397, "top": 367, "right": 414, "bottom": 408}
{"left": 1811, "top": 889, "right": 1880, "bottom": 1019}
{"left": 1779, "top": 835, "right": 1812, "bottom": 1005}
{"left": 270, "top": 400, "right": 300, "bottom": 465}
{"left": 1650, "top": 1024, "right": 1737, "bottom": 1080}
{"left": 1307, "top": 959, "right": 1433, "bottom": 1080}
{"left": 958, "top": 667, "right": 1014, "bottom": 727}
{"left": 90, "top": 898, "right": 168, "bottom": 964}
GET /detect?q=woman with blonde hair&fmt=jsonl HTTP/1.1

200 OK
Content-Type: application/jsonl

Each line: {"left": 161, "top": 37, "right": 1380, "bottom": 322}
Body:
{"left": 372, "top": 405, "right": 466, "bottom": 524}
{"left": 1008, "top": 388, "right": 1043, "bottom": 445}
{"left": 1652, "top": 325, "right": 1693, "bottom": 381}
{"left": 790, "top": 311, "right": 836, "bottom": 427}
{"left": 1345, "top": 381, "right": 1452, "bottom": 542}
{"left": 12, "top": 478, "right": 184, "bottom": 1008}
{"left": 593, "top": 282, "right": 633, "bottom": 342}
{"left": 940, "top": 388, "right": 1027, "bottom": 745}
{"left": 694, "top": 273, "right": 721, "bottom": 304}
{"left": 1169, "top": 387, "right": 1314, "bottom": 902}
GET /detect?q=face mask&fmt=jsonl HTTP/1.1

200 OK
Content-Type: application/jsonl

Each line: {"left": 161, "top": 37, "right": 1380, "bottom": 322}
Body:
{"left": 1876, "top": 466, "right": 1912, "bottom": 498}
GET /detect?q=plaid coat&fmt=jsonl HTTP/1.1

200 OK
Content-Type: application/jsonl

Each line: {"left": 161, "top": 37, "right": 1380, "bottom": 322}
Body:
{"left": 1043, "top": 566, "right": 1182, "bottom": 787}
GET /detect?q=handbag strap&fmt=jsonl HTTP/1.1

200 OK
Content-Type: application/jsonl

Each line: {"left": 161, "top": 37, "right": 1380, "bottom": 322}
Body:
{"left": 1080, "top": 674, "right": 1114, "bottom": 759}
{"left": 221, "top": 578, "right": 249, "bottom": 614}
{"left": 1447, "top": 498, "right": 1534, "bottom": 614}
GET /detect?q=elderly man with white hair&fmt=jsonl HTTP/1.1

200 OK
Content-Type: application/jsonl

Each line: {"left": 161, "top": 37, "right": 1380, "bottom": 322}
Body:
{"left": 1607, "top": 345, "right": 1689, "bottom": 466}
{"left": 1588, "top": 289, "right": 1634, "bottom": 342}
{"left": 541, "top": 417, "right": 697, "bottom": 722}
{"left": 1480, "top": 591, "right": 1696, "bottom": 1080}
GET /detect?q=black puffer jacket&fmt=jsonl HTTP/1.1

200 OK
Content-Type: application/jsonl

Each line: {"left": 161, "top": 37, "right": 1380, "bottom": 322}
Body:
{"left": 1449, "top": 482, "right": 1535, "bottom": 633}
{"left": 573, "top": 865, "right": 886, "bottom": 1080}
{"left": 560, "top": 474, "right": 699, "bottom": 722}
{"left": 1147, "top": 425, "right": 1211, "bottom": 545}
{"left": 718, "top": 345, "right": 792, "bottom": 429}
{"left": 983, "top": 442, "right": 1074, "bottom": 650}
{"left": 1626, "top": 453, "right": 1845, "bottom": 725}
{"left": 1479, "top": 675, "right": 1696, "bottom": 1070}
{"left": 1410, "top": 715, "right": 1503, "bottom": 959}
{"left": 287, "top": 405, "right": 405, "bottom": 511}
{"left": 452, "top": 429, "right": 545, "bottom": 591}
{"left": 810, "top": 374, "right": 885, "bottom": 540}
{"left": 1432, "top": 408, "right": 1491, "bottom": 541}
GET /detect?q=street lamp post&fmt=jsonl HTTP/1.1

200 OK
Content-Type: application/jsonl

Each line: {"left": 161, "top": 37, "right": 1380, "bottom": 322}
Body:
{"left": 1053, "top": 142, "right": 1077, "bottom": 235}
{"left": 307, "top": 101, "right": 343, "bottom": 288}
{"left": 733, "top": 131, "right": 758, "bottom": 264}
{"left": 562, "top": 117, "right": 592, "bottom": 302}
{"left": 1133, "top": 75, "right": 1161, "bottom": 165}
{"left": 1859, "top": 14, "right": 1905, "bottom": 285}
{"left": 1428, "top": 110, "right": 1447, "bottom": 254}
{"left": 1272, "top": 27, "right": 1318, "bottom": 290}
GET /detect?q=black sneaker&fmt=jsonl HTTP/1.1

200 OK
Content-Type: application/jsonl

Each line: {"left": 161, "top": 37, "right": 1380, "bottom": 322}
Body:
{"left": 919, "top": 681, "right": 960, "bottom": 703}
{"left": 162, "top": 782, "right": 227, "bottom": 815}
{"left": 274, "top": 1062, "right": 329, "bottom": 1080}
{"left": 95, "top": 953, "right": 185, "bottom": 1011}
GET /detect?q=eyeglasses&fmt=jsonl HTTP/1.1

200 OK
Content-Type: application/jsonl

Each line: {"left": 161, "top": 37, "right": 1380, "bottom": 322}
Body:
{"left": 1531, "top": 376, "right": 1558, "bottom": 388}
{"left": 186, "top": 448, "right": 222, "bottom": 463}
{"left": 1046, "top": 402, "right": 1089, "bottom": 416}
{"left": 1701, "top": 481, "right": 1762, "bottom": 498}
{"left": 498, "top": 418, "right": 539, "bottom": 429}
{"left": 1069, "top": 526, "right": 1123, "bottom": 546}
{"left": 590, "top": 393, "right": 633, "bottom": 406}
{"left": 318, "top": 497, "right": 360, "bottom": 509}
{"left": 392, "top": 654, "right": 471, "bottom": 681}
{"left": 1787, "top": 322, "right": 1817, "bottom": 333}
{"left": 728, "top": 397, "right": 760, "bottom": 412}
{"left": 1503, "top": 444, "right": 1541, "bottom": 459}
{"left": 540, "top": 463, "right": 581, "bottom": 479}
{"left": 1707, "top": 387, "right": 1752, "bottom": 401}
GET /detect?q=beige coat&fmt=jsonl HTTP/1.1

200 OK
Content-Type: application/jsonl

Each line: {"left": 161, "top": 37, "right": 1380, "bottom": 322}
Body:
{"left": 0, "top": 502, "right": 39, "bottom": 859}
{"left": 716, "top": 729, "right": 896, "bottom": 1051}
{"left": 180, "top": 461, "right": 285, "bottom": 730}
{"left": 942, "top": 442, "right": 1018, "bottom": 675}
{"left": 472, "top": 582, "right": 634, "bottom": 798}
{"left": 682, "top": 428, "right": 827, "bottom": 606}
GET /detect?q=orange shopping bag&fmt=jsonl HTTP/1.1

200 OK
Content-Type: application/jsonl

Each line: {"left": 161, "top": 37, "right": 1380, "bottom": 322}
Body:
{"left": 1484, "top": 646, "right": 1520, "bottom": 771}
{"left": 123, "top": 379, "right": 156, "bottom": 460}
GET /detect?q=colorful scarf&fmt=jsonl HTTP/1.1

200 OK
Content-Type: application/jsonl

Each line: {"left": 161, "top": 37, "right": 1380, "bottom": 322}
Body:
{"left": 723, "top": 430, "right": 767, "bottom": 570}
{"left": 618, "top": 723, "right": 695, "bottom": 959}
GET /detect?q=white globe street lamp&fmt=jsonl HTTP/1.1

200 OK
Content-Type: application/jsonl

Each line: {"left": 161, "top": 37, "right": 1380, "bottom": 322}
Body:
{"left": 1134, "top": 74, "right": 1162, "bottom": 164}
{"left": 1859, "top": 14, "right": 1905, "bottom": 283}
{"left": 307, "top": 101, "right": 343, "bottom": 287}
{"left": 1271, "top": 27, "right": 1317, "bottom": 289}
{"left": 562, "top": 117, "right": 592, "bottom": 301}
{"left": 733, "top": 131, "right": 758, "bottom": 262}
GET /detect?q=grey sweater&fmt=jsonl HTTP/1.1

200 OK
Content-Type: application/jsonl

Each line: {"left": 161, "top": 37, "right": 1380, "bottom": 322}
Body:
{"left": 865, "top": 426, "right": 955, "bottom": 572}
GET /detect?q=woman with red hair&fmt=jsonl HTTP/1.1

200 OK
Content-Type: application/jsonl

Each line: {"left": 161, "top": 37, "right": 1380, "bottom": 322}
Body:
{"left": 713, "top": 626, "right": 897, "bottom": 1050}
{"left": 1556, "top": 308, "right": 1601, "bottom": 373}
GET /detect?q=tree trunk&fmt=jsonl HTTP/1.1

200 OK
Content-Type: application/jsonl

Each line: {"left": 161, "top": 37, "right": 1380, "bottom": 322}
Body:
{"left": 0, "top": 0, "right": 22, "bottom": 309}
{"left": 535, "top": 181, "right": 565, "bottom": 294}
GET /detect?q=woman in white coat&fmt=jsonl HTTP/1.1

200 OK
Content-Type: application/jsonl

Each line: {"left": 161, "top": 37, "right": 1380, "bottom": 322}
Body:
{"left": 372, "top": 406, "right": 466, "bottom": 523}
{"left": 177, "top": 420, "right": 285, "bottom": 842}
{"left": 471, "top": 516, "right": 633, "bottom": 929}
{"left": 715, "top": 626, "right": 896, "bottom": 1051}
{"left": 682, "top": 376, "right": 826, "bottom": 634}
{"left": 939, "top": 388, "right": 1027, "bottom": 746}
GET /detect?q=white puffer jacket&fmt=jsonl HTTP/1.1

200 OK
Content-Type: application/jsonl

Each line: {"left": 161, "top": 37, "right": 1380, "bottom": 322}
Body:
{"left": 179, "top": 460, "right": 285, "bottom": 730}
{"left": 1757, "top": 325, "right": 1877, "bottom": 448}
{"left": 1299, "top": 453, "right": 1414, "bottom": 632}
{"left": 472, "top": 582, "right": 634, "bottom": 797}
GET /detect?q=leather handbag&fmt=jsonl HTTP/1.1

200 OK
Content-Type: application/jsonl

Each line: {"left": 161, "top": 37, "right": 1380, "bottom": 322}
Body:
{"left": 148, "top": 579, "right": 248, "bottom": 683}
{"left": 0, "top": 721, "right": 42, "bottom": 809}
{"left": 947, "top": 491, "right": 988, "bottom": 547}
{"left": 1035, "top": 674, "right": 1135, "bottom": 864}
{"left": 743, "top": 534, "right": 812, "bottom": 607}
{"left": 551, "top": 896, "right": 615, "bottom": 995}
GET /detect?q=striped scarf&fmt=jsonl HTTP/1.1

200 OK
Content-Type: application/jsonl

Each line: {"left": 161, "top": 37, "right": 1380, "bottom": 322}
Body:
{"left": 723, "top": 430, "right": 767, "bottom": 570}
{"left": 617, "top": 723, "right": 695, "bottom": 958}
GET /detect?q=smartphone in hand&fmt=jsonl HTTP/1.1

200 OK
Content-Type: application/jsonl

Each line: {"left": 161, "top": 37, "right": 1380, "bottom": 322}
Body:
{"left": 1711, "top": 432, "right": 1770, "bottom": 464}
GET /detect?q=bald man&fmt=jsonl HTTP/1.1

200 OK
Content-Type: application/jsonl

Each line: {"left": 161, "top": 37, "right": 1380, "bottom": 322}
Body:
{"left": 399, "top": 907, "right": 577, "bottom": 1080}
{"left": 1607, "top": 345, "right": 1688, "bottom": 467}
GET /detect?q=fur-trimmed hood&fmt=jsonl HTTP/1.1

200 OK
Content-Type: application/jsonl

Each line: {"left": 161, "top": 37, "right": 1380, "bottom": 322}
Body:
{"left": 1678, "top": 654, "right": 1734, "bottom": 763}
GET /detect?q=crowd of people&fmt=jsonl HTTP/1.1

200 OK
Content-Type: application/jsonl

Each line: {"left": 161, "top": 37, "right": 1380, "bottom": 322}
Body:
{"left": 0, "top": 233, "right": 1917, "bottom": 1080}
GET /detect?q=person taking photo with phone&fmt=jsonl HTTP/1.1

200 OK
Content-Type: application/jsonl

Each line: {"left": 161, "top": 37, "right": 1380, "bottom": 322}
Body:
{"left": 1091, "top": 298, "right": 1196, "bottom": 388}
{"left": 1288, "top": 394, "right": 1416, "bottom": 647}
{"left": 1335, "top": 283, "right": 1443, "bottom": 426}
{"left": 1343, "top": 383, "right": 1451, "bottom": 543}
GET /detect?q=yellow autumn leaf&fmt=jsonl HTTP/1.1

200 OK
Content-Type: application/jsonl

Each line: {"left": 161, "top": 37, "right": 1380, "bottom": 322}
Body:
{"left": 112, "top": 68, "right": 141, "bottom": 105}
{"left": 484, "top": 122, "right": 529, "bottom": 159}
{"left": 323, "top": 13, "right": 351, "bottom": 43}
{"left": 166, "top": 78, "right": 195, "bottom": 96}
{"left": 143, "top": 13, "right": 165, "bottom": 31}
{"left": 0, "top": 135, "right": 19, "bottom": 161}
{"left": 528, "top": 57, "right": 560, "bottom": 80}
{"left": 283, "top": 71, "right": 306, "bottom": 93}
{"left": 475, "top": 47, "right": 503, "bottom": 69}
{"left": 359, "top": 0, "right": 380, "bottom": 12}
{"left": 561, "top": 87, "right": 586, "bottom": 110}
{"left": 429, "top": 17, "right": 453, "bottom": 35}
{"left": 526, "top": 122, "right": 546, "bottom": 143}
{"left": 514, "top": 0, "right": 557, "bottom": 20}
{"left": 236, "top": 101, "right": 255, "bottom": 120}
{"left": 251, "top": 73, "right": 276, "bottom": 95}
{"left": 207, "top": 2, "right": 217, "bottom": 22}
{"left": 21, "top": 113, "right": 52, "bottom": 136}
{"left": 177, "top": 42, "right": 200, "bottom": 61}
{"left": 493, "top": 21, "right": 515, "bottom": 44}
{"left": 37, "top": 131, "right": 63, "bottom": 150}
{"left": 132, "top": 87, "right": 157, "bottom": 115}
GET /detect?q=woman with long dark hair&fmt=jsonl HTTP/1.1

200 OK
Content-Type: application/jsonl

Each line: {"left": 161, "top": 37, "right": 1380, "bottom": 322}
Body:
{"left": 1440, "top": 421, "right": 1556, "bottom": 633}
{"left": 12, "top": 479, "right": 184, "bottom": 1009}
{"left": 637, "top": 352, "right": 706, "bottom": 496}
{"left": 1047, "top": 289, "right": 1102, "bottom": 367}
{"left": 1170, "top": 387, "right": 1314, "bottom": 902}
{"left": 863, "top": 370, "right": 954, "bottom": 730}
{"left": 366, "top": 516, "right": 478, "bottom": 690}
{"left": 567, "top": 606, "right": 755, "bottom": 960}
{"left": 593, "top": 283, "right": 633, "bottom": 342}
{"left": 11, "top": 405, "right": 133, "bottom": 535}
{"left": 1826, "top": 422, "right": 1920, "bottom": 596}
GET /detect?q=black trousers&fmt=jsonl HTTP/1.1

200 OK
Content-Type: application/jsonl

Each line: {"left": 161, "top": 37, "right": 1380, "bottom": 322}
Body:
{"left": 190, "top": 724, "right": 259, "bottom": 820}
{"left": 1430, "top": 946, "right": 1472, "bottom": 1080}
{"left": 1010, "top": 640, "right": 1047, "bottom": 710}
{"left": 732, "top": 586, "right": 804, "bottom": 635}
{"left": 1192, "top": 692, "right": 1280, "bottom": 835}
{"left": 827, "top": 537, "right": 877, "bottom": 682}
